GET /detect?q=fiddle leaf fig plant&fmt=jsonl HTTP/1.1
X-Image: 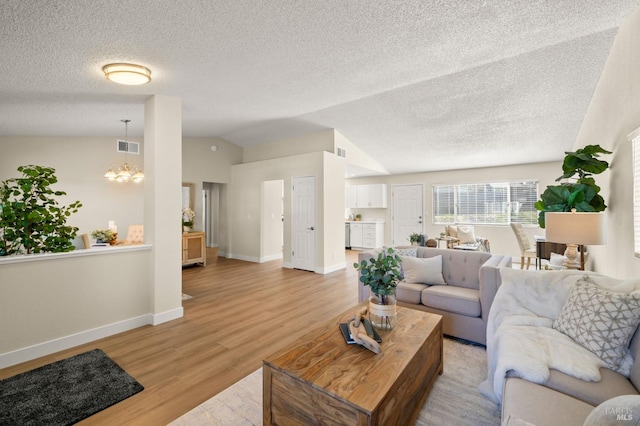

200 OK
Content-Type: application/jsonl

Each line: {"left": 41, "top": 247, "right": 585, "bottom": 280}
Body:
{"left": 535, "top": 145, "right": 611, "bottom": 227}
{"left": 0, "top": 165, "right": 82, "bottom": 256}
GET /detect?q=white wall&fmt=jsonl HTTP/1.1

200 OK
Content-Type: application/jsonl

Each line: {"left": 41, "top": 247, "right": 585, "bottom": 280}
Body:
{"left": 229, "top": 150, "right": 346, "bottom": 272}
{"left": 242, "top": 129, "right": 335, "bottom": 163}
{"left": 347, "top": 161, "right": 562, "bottom": 261}
{"left": 571, "top": 6, "right": 640, "bottom": 278}
{"left": 230, "top": 152, "right": 324, "bottom": 263}
{"left": 0, "top": 248, "right": 151, "bottom": 368}
{"left": 0, "top": 136, "right": 144, "bottom": 245}
{"left": 182, "top": 137, "right": 243, "bottom": 254}
{"left": 323, "top": 152, "right": 347, "bottom": 271}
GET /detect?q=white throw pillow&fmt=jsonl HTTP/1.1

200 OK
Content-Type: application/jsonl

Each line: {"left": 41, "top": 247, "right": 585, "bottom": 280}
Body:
{"left": 445, "top": 225, "right": 458, "bottom": 238}
{"left": 400, "top": 255, "right": 446, "bottom": 285}
{"left": 553, "top": 276, "right": 640, "bottom": 370}
{"left": 549, "top": 252, "right": 567, "bottom": 270}
{"left": 456, "top": 226, "right": 476, "bottom": 244}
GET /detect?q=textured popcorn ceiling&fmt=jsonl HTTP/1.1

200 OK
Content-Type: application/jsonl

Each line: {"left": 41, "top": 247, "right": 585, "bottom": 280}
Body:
{"left": 1, "top": 1, "right": 638, "bottom": 175}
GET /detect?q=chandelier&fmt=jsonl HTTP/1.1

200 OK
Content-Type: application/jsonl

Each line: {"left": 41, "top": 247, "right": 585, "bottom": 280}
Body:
{"left": 104, "top": 119, "right": 144, "bottom": 183}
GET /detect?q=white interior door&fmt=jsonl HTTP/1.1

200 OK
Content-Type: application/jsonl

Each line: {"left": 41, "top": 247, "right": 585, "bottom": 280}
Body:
{"left": 393, "top": 184, "right": 424, "bottom": 246}
{"left": 292, "top": 176, "right": 315, "bottom": 271}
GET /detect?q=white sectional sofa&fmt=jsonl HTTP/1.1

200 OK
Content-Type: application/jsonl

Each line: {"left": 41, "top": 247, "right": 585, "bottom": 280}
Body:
{"left": 480, "top": 268, "right": 640, "bottom": 425}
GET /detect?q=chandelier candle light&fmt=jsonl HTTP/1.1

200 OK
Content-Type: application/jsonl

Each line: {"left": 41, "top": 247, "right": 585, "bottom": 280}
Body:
{"left": 104, "top": 119, "right": 144, "bottom": 183}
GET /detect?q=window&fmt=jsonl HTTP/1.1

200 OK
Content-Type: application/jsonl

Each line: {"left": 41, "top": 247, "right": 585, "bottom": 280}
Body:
{"left": 631, "top": 132, "right": 640, "bottom": 258}
{"left": 433, "top": 180, "right": 539, "bottom": 225}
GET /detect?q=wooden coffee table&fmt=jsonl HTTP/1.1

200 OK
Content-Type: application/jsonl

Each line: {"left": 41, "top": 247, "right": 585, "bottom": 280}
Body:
{"left": 263, "top": 304, "right": 443, "bottom": 425}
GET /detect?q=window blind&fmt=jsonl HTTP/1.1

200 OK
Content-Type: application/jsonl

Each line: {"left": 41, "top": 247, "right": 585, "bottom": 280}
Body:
{"left": 432, "top": 180, "right": 538, "bottom": 226}
{"left": 633, "top": 137, "right": 640, "bottom": 258}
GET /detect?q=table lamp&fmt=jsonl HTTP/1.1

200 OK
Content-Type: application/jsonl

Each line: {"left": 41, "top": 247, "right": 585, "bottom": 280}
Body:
{"left": 544, "top": 210, "right": 606, "bottom": 270}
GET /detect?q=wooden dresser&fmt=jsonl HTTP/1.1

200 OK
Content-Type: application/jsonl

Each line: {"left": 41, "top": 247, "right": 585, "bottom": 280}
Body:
{"left": 182, "top": 231, "right": 206, "bottom": 266}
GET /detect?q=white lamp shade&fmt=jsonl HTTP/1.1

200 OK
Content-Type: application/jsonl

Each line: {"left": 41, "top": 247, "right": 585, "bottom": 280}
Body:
{"left": 545, "top": 211, "right": 607, "bottom": 245}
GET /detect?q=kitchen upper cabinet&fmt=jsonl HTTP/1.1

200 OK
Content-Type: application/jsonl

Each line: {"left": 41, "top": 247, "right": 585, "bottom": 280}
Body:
{"left": 345, "top": 184, "right": 387, "bottom": 208}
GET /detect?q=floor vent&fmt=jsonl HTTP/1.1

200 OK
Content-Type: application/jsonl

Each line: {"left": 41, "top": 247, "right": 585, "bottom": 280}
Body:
{"left": 336, "top": 147, "right": 347, "bottom": 158}
{"left": 117, "top": 140, "right": 140, "bottom": 154}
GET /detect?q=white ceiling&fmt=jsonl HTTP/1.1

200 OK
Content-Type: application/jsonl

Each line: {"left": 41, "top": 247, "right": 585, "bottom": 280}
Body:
{"left": 1, "top": 1, "right": 638, "bottom": 176}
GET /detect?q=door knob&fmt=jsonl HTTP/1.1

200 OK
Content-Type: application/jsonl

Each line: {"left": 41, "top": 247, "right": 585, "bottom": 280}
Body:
{"left": 308, "top": 226, "right": 315, "bottom": 230}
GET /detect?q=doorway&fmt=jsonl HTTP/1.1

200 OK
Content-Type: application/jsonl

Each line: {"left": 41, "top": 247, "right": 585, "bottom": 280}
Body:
{"left": 202, "top": 182, "right": 227, "bottom": 256}
{"left": 292, "top": 176, "right": 316, "bottom": 272}
{"left": 261, "top": 180, "right": 284, "bottom": 261}
{"left": 392, "top": 184, "right": 424, "bottom": 246}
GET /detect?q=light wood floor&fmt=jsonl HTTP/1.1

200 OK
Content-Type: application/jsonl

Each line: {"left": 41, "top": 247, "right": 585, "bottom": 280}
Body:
{"left": 0, "top": 250, "right": 360, "bottom": 425}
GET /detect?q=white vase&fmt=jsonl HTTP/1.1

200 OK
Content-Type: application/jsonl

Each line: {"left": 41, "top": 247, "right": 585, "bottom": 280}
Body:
{"left": 183, "top": 225, "right": 191, "bottom": 233}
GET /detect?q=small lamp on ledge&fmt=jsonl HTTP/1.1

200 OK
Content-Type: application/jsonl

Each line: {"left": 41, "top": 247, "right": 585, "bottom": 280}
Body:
{"left": 545, "top": 210, "right": 607, "bottom": 270}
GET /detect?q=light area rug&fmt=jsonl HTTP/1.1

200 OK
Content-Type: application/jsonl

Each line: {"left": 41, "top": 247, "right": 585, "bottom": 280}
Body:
{"left": 170, "top": 338, "right": 501, "bottom": 425}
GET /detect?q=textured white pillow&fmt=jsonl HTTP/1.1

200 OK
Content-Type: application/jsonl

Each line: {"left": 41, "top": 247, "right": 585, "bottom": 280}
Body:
{"left": 553, "top": 277, "right": 640, "bottom": 370}
{"left": 393, "top": 247, "right": 418, "bottom": 257}
{"left": 456, "top": 226, "right": 476, "bottom": 244}
{"left": 400, "top": 255, "right": 446, "bottom": 285}
{"left": 446, "top": 225, "right": 458, "bottom": 238}
{"left": 549, "top": 252, "right": 567, "bottom": 269}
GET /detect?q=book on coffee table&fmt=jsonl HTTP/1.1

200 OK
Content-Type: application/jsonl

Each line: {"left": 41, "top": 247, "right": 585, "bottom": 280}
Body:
{"left": 338, "top": 319, "right": 382, "bottom": 344}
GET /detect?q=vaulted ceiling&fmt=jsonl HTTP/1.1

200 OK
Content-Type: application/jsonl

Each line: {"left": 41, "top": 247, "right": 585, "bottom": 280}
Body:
{"left": 1, "top": 1, "right": 639, "bottom": 175}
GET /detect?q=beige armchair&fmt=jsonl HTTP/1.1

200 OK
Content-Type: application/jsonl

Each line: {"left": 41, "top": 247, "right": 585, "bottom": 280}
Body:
{"left": 444, "top": 225, "right": 490, "bottom": 252}
{"left": 510, "top": 223, "right": 536, "bottom": 269}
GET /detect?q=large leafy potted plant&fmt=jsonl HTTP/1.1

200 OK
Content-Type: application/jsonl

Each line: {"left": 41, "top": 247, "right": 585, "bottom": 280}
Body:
{"left": 353, "top": 247, "right": 403, "bottom": 329}
{"left": 0, "top": 165, "right": 82, "bottom": 255}
{"left": 535, "top": 145, "right": 611, "bottom": 227}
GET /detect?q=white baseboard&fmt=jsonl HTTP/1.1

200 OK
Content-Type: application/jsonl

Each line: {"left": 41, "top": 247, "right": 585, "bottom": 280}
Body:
{"left": 282, "top": 261, "right": 293, "bottom": 269}
{"left": 152, "top": 307, "right": 184, "bottom": 325}
{"left": 0, "top": 308, "right": 184, "bottom": 369}
{"left": 316, "top": 262, "right": 346, "bottom": 274}
{"left": 227, "top": 253, "right": 261, "bottom": 263}
{"left": 260, "top": 253, "right": 283, "bottom": 263}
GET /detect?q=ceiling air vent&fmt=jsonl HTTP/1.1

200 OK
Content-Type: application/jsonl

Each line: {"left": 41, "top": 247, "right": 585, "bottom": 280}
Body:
{"left": 117, "top": 140, "right": 140, "bottom": 154}
{"left": 336, "top": 147, "right": 347, "bottom": 158}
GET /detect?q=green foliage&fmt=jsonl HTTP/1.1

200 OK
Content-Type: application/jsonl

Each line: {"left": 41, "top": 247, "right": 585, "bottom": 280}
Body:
{"left": 91, "top": 229, "right": 117, "bottom": 243}
{"left": 0, "top": 165, "right": 82, "bottom": 255}
{"left": 535, "top": 145, "right": 611, "bottom": 227}
{"left": 353, "top": 247, "right": 403, "bottom": 296}
{"left": 408, "top": 233, "right": 422, "bottom": 244}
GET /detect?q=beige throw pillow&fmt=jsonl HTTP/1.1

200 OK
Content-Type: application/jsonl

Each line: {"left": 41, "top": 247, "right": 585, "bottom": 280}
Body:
{"left": 400, "top": 255, "right": 446, "bottom": 285}
{"left": 456, "top": 226, "right": 476, "bottom": 244}
{"left": 445, "top": 225, "right": 457, "bottom": 238}
{"left": 553, "top": 276, "right": 640, "bottom": 370}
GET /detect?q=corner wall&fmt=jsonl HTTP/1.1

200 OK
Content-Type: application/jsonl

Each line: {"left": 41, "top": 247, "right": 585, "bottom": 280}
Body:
{"left": 571, "top": 6, "right": 640, "bottom": 278}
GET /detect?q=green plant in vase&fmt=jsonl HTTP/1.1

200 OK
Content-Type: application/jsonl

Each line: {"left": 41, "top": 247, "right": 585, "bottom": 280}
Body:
{"left": 91, "top": 229, "right": 117, "bottom": 244}
{"left": 535, "top": 145, "right": 611, "bottom": 227}
{"left": 354, "top": 247, "right": 403, "bottom": 329}
{"left": 408, "top": 232, "right": 422, "bottom": 245}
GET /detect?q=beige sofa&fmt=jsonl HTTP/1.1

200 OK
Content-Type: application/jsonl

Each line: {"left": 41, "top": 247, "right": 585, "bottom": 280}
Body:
{"left": 357, "top": 247, "right": 512, "bottom": 345}
{"left": 482, "top": 269, "right": 640, "bottom": 425}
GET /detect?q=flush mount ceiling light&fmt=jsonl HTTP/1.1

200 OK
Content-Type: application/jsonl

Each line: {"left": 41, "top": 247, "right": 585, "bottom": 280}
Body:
{"left": 102, "top": 63, "right": 151, "bottom": 85}
{"left": 104, "top": 119, "right": 144, "bottom": 183}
